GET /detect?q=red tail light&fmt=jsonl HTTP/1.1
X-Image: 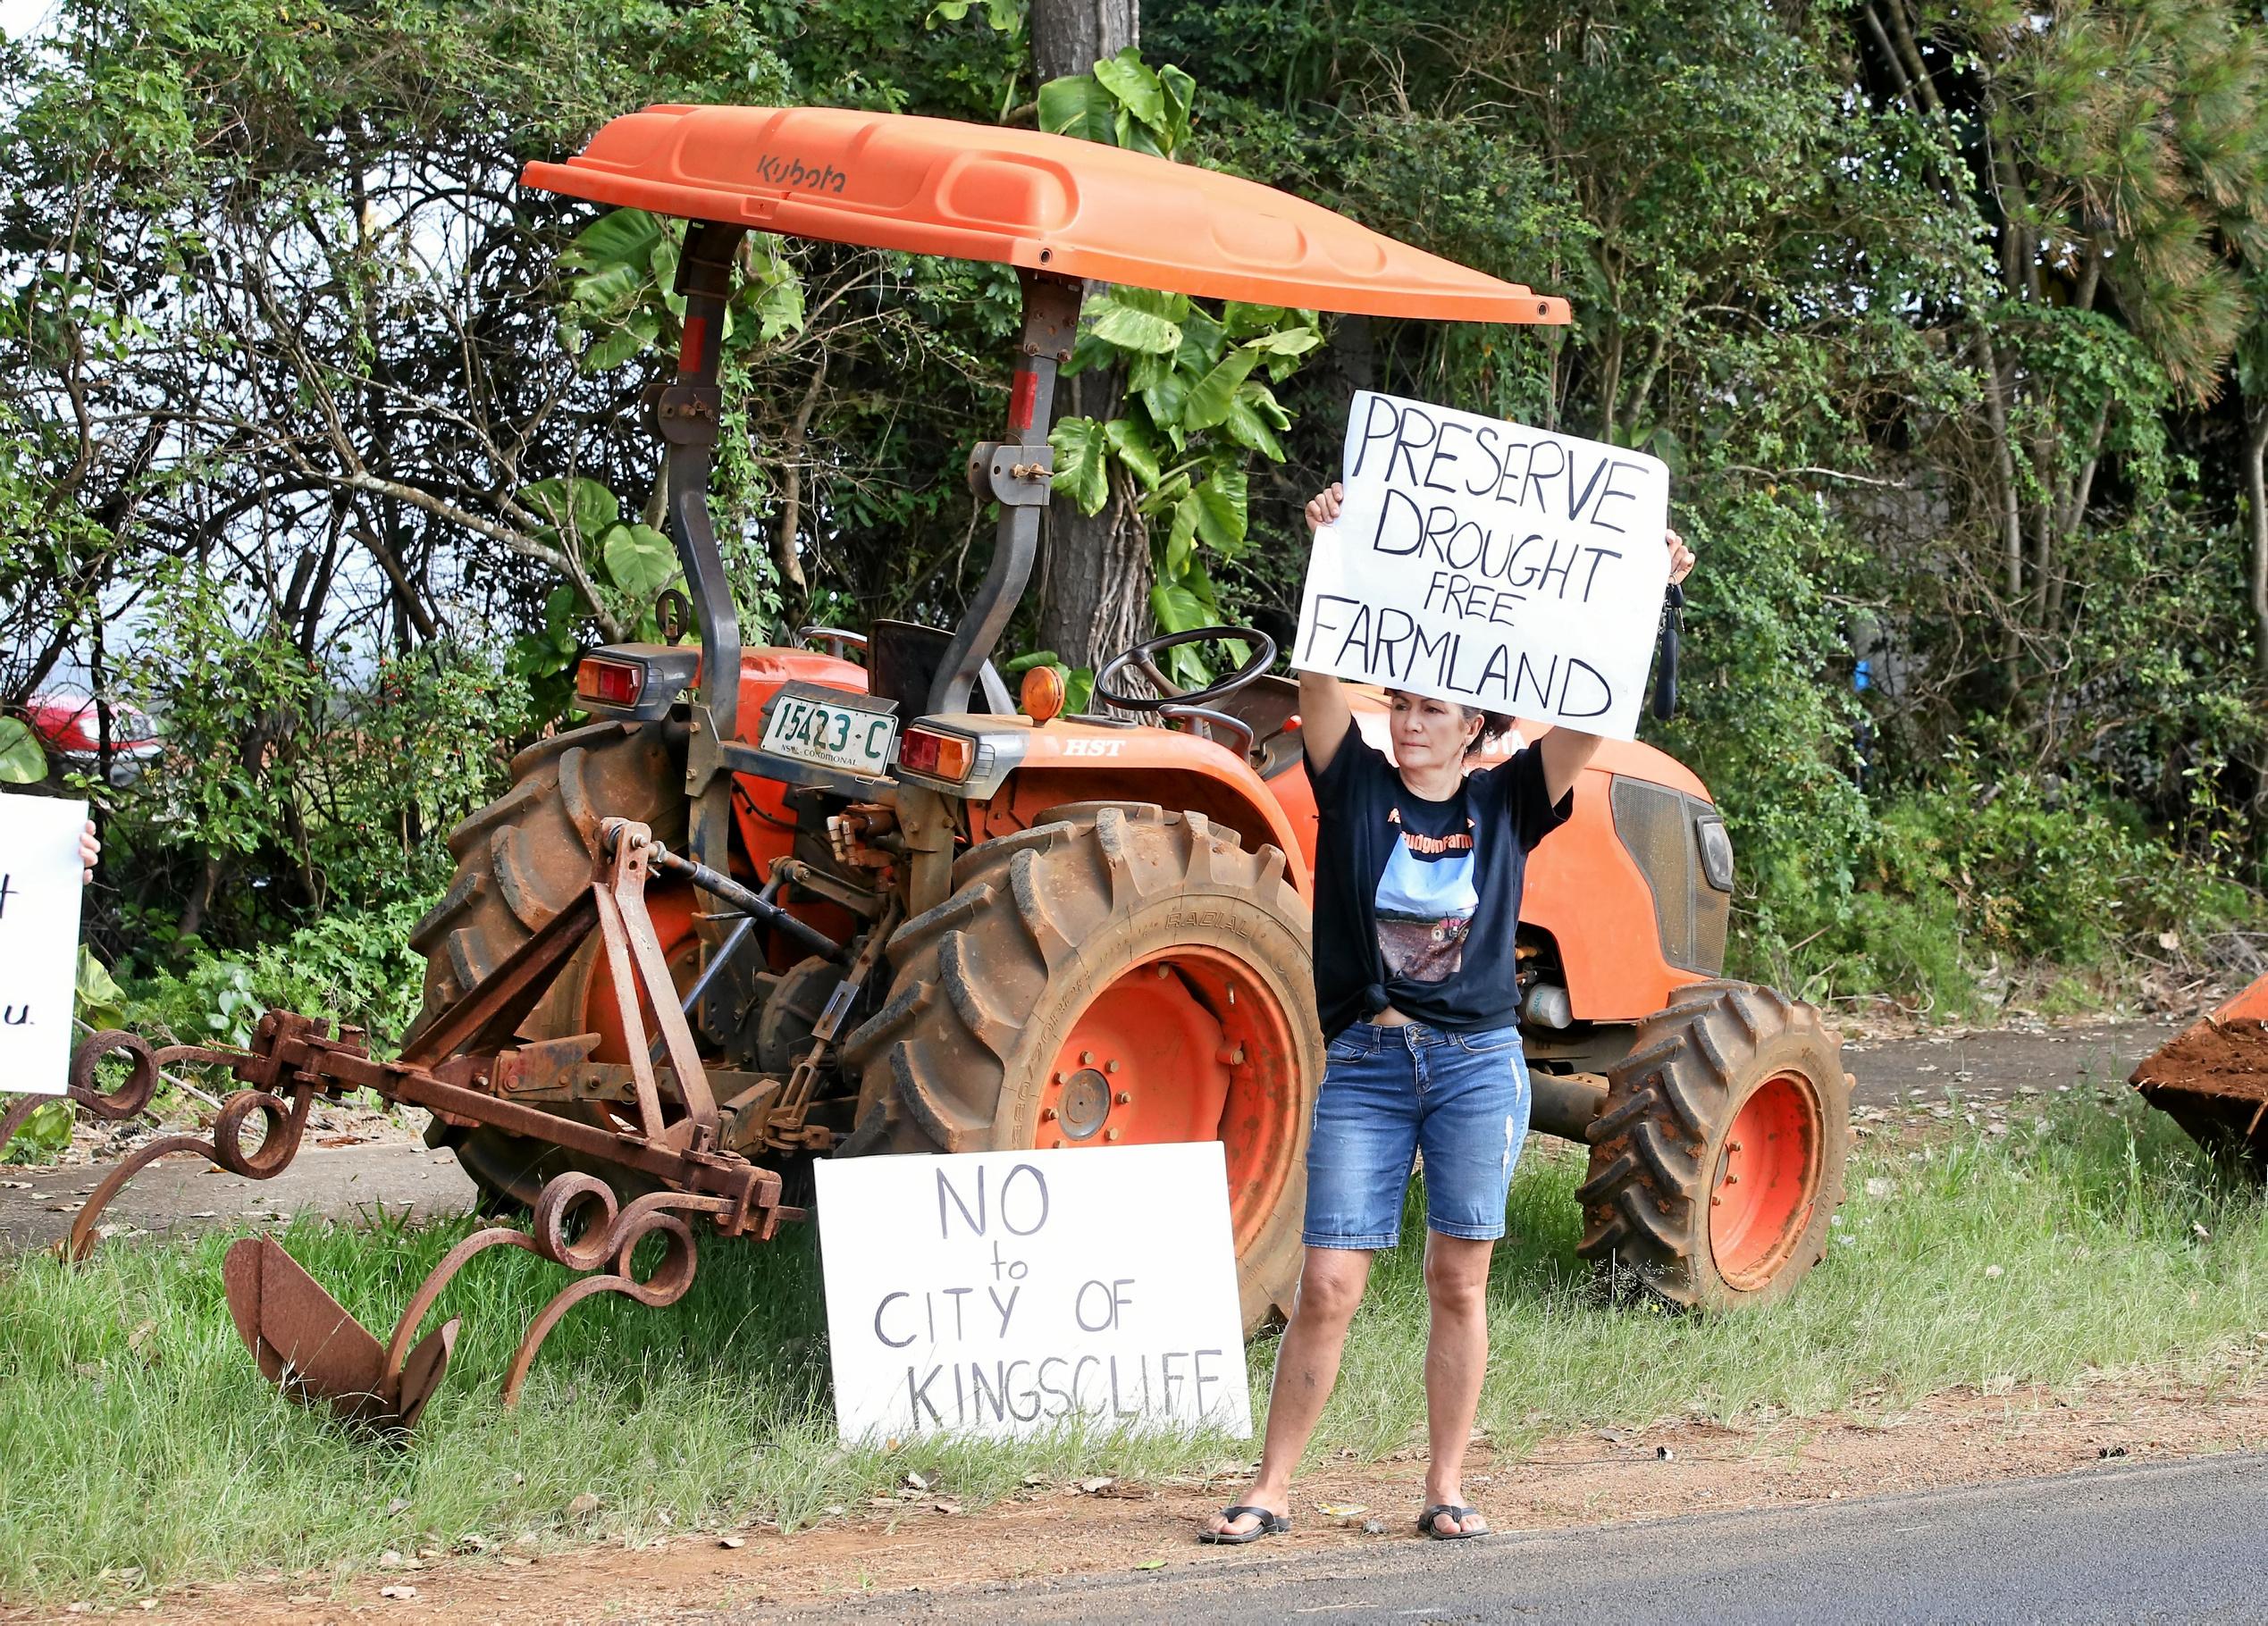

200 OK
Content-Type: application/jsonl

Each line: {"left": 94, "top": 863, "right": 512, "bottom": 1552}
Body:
{"left": 575, "top": 658, "right": 643, "bottom": 708}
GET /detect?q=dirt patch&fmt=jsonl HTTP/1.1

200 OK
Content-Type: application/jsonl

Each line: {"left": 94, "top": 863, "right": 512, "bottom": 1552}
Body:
{"left": 34, "top": 1378, "right": 2268, "bottom": 1625}
{"left": 2131, "top": 1018, "right": 2268, "bottom": 1104}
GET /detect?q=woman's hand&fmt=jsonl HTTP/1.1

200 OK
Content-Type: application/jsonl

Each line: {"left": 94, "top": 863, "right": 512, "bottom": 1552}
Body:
{"left": 1304, "top": 482, "right": 1345, "bottom": 533}
{"left": 80, "top": 819, "right": 99, "bottom": 884}
{"left": 1666, "top": 527, "right": 1696, "bottom": 586}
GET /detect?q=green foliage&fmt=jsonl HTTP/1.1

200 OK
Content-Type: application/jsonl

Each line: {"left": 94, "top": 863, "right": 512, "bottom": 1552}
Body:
{"left": 0, "top": 717, "right": 42, "bottom": 783}
{"left": 124, "top": 893, "right": 437, "bottom": 1051}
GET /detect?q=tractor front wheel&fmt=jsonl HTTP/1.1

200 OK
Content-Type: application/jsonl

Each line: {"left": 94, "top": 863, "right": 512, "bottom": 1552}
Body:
{"left": 1575, "top": 980, "right": 1849, "bottom": 1311}
{"left": 841, "top": 804, "right": 1320, "bottom": 1333}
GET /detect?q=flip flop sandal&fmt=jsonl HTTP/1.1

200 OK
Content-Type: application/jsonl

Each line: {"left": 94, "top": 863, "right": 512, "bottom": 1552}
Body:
{"left": 1199, "top": 1504, "right": 1291, "bottom": 1545}
{"left": 1417, "top": 1504, "right": 1490, "bottom": 1540}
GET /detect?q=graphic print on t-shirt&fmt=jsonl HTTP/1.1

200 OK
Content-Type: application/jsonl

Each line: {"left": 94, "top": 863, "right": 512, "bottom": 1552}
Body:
{"left": 1374, "top": 798, "right": 1478, "bottom": 983}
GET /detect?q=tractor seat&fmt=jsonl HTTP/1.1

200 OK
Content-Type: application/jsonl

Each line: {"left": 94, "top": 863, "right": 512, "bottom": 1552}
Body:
{"left": 1204, "top": 675, "right": 1306, "bottom": 779}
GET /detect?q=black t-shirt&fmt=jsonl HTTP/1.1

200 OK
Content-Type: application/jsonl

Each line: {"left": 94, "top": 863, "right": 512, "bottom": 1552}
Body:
{"left": 1306, "top": 727, "right": 1572, "bottom": 1038}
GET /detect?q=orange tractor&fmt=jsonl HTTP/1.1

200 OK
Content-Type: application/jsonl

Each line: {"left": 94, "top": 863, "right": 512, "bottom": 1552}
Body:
{"left": 44, "top": 105, "right": 1851, "bottom": 1428}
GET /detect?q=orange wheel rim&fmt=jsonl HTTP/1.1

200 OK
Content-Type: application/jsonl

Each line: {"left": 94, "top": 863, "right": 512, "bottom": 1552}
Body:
{"left": 1709, "top": 1069, "right": 1822, "bottom": 1291}
{"left": 1031, "top": 947, "right": 1301, "bottom": 1252}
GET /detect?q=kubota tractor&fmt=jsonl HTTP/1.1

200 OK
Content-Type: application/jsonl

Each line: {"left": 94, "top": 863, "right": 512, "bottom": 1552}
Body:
{"left": 46, "top": 105, "right": 1851, "bottom": 1427}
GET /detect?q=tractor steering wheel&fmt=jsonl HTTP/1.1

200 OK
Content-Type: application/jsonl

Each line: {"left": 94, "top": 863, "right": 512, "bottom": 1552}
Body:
{"left": 1092, "top": 625, "right": 1278, "bottom": 758}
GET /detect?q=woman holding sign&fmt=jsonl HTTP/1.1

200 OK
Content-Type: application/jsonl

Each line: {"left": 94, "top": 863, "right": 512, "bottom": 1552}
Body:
{"left": 1201, "top": 484, "right": 1693, "bottom": 1546}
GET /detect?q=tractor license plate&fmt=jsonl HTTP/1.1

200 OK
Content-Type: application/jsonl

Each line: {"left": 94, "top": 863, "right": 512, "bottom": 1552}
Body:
{"left": 760, "top": 691, "right": 898, "bottom": 776}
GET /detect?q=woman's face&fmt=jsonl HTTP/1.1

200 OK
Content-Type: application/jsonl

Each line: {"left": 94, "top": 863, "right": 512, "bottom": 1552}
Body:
{"left": 1388, "top": 691, "right": 1480, "bottom": 774}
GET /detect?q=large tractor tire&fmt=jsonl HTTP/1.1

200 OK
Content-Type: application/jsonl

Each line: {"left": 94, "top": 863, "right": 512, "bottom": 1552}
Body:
{"left": 407, "top": 719, "right": 688, "bottom": 1211}
{"left": 842, "top": 804, "right": 1320, "bottom": 1334}
{"left": 1575, "top": 980, "right": 1849, "bottom": 1312}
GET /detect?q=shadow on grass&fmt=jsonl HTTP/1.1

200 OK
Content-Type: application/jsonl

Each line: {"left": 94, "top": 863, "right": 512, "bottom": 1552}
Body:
{"left": 1, "top": 1085, "right": 2261, "bottom": 1603}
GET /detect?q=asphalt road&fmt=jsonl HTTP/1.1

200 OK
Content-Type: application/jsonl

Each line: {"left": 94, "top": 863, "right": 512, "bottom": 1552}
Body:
{"left": 759, "top": 1450, "right": 2268, "bottom": 1624}
{"left": 0, "top": 1021, "right": 2175, "bottom": 1253}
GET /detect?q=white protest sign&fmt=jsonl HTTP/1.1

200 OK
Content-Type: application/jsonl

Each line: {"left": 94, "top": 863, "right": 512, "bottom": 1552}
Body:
{"left": 1296, "top": 390, "right": 1671, "bottom": 740}
{"left": 814, "top": 1142, "right": 1251, "bottom": 1444}
{"left": 0, "top": 796, "right": 89, "bottom": 1094}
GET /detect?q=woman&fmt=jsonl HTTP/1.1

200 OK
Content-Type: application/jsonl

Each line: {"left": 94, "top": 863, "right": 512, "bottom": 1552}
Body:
{"left": 1202, "top": 482, "right": 1695, "bottom": 1545}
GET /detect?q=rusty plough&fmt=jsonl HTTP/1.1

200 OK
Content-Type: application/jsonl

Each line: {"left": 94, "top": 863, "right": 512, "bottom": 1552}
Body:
{"left": 8, "top": 818, "right": 809, "bottom": 1433}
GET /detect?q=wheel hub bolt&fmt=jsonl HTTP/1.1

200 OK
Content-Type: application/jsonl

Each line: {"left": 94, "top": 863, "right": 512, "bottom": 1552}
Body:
{"left": 1115, "top": 1091, "right": 1131, "bottom": 1106}
{"left": 1105, "top": 1127, "right": 1121, "bottom": 1141}
{"left": 1727, "top": 1140, "right": 1743, "bottom": 1152}
{"left": 1105, "top": 1059, "right": 1121, "bottom": 1074}
{"left": 1080, "top": 1051, "right": 1095, "bottom": 1065}
{"left": 1040, "top": 1106, "right": 1057, "bottom": 1121}
{"left": 1724, "top": 1173, "right": 1740, "bottom": 1186}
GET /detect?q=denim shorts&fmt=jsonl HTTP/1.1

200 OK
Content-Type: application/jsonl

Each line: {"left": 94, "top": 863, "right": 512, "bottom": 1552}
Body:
{"left": 1302, "top": 1020, "right": 1533, "bottom": 1249}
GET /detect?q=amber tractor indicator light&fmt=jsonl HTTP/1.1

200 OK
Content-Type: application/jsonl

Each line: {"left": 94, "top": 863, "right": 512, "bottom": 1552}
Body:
{"left": 899, "top": 726, "right": 974, "bottom": 781}
{"left": 1019, "top": 665, "right": 1066, "bottom": 723}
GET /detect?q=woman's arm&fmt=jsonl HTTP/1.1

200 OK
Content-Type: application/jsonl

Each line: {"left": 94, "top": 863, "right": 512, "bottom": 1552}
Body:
{"left": 1296, "top": 482, "right": 1354, "bottom": 774}
{"left": 1535, "top": 528, "right": 1696, "bottom": 803}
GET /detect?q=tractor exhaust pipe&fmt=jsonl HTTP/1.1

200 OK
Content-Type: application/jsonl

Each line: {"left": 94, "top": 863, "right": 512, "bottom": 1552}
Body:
{"left": 1529, "top": 1069, "right": 1609, "bottom": 1144}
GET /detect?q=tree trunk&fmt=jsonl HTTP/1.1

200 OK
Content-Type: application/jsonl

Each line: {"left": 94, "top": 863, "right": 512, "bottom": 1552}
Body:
{"left": 1031, "top": 0, "right": 1146, "bottom": 671}
{"left": 1031, "top": 0, "right": 1137, "bottom": 79}
{"left": 2247, "top": 400, "right": 2268, "bottom": 677}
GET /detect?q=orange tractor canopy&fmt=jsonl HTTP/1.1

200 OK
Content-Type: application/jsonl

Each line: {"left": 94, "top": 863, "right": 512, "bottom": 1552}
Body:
{"left": 44, "top": 107, "right": 1850, "bottom": 1431}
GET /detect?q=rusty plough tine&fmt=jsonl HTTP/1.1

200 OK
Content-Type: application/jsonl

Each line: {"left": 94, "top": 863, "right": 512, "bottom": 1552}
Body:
{"left": 67, "top": 1081, "right": 315, "bottom": 1260}
{"left": 1, "top": 1028, "right": 164, "bottom": 1163}
{"left": 225, "top": 1173, "right": 731, "bottom": 1433}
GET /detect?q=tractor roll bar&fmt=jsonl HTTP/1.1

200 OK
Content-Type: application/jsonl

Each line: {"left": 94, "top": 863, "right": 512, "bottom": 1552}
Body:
{"left": 657, "top": 220, "right": 748, "bottom": 925}
{"left": 930, "top": 270, "right": 1084, "bottom": 715}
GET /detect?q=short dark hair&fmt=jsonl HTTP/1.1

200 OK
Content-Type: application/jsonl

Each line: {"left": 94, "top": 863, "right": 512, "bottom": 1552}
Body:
{"left": 1459, "top": 706, "right": 1515, "bottom": 757}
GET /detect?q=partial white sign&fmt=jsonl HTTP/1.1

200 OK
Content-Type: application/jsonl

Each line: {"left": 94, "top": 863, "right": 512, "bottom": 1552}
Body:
{"left": 0, "top": 796, "right": 89, "bottom": 1094}
{"left": 814, "top": 1143, "right": 1252, "bottom": 1443}
{"left": 1296, "top": 390, "right": 1672, "bottom": 740}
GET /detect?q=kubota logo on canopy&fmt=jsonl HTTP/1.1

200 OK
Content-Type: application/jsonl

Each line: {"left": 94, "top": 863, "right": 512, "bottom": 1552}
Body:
{"left": 754, "top": 153, "right": 850, "bottom": 193}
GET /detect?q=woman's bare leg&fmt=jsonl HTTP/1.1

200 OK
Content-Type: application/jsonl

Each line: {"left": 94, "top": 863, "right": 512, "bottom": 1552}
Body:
{"left": 1200, "top": 1245, "right": 1373, "bottom": 1538}
{"left": 1419, "top": 1231, "right": 1495, "bottom": 1535}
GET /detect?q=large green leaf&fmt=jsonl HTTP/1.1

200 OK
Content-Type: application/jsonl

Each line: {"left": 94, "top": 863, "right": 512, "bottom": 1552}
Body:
{"left": 1164, "top": 493, "right": 1200, "bottom": 575}
{"left": 583, "top": 310, "right": 659, "bottom": 372}
{"left": 1157, "top": 63, "right": 1197, "bottom": 147}
{"left": 0, "top": 717, "right": 45, "bottom": 784}
{"left": 521, "top": 476, "right": 621, "bottom": 541}
{"left": 1174, "top": 304, "right": 1228, "bottom": 374}
{"left": 1092, "top": 47, "right": 1167, "bottom": 133}
{"left": 1103, "top": 415, "right": 1163, "bottom": 490}
{"left": 1085, "top": 293, "right": 1183, "bottom": 354}
{"left": 1180, "top": 348, "right": 1262, "bottom": 432}
{"left": 1242, "top": 326, "right": 1323, "bottom": 357}
{"left": 1151, "top": 577, "right": 1212, "bottom": 633}
{"left": 1038, "top": 74, "right": 1117, "bottom": 144}
{"left": 1141, "top": 371, "right": 1189, "bottom": 443}
{"left": 76, "top": 947, "right": 127, "bottom": 1030}
{"left": 1050, "top": 416, "right": 1111, "bottom": 515}
{"left": 559, "top": 207, "right": 670, "bottom": 277}
{"left": 1223, "top": 386, "right": 1286, "bottom": 459}
{"left": 1191, "top": 466, "right": 1248, "bottom": 551}
{"left": 602, "top": 523, "right": 679, "bottom": 599}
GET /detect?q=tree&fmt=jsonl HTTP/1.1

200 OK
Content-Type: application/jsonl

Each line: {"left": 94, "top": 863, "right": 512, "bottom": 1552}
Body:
{"left": 1030, "top": 0, "right": 1149, "bottom": 671}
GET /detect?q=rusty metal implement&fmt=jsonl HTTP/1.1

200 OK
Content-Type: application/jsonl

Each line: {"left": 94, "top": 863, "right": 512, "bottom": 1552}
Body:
{"left": 21, "top": 820, "right": 796, "bottom": 1430}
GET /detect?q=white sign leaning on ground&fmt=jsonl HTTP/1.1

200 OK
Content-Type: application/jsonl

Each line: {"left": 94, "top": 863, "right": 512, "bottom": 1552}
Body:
{"left": 1296, "top": 390, "right": 1672, "bottom": 741}
{"left": 0, "top": 795, "right": 90, "bottom": 1094}
{"left": 814, "top": 1143, "right": 1252, "bottom": 1444}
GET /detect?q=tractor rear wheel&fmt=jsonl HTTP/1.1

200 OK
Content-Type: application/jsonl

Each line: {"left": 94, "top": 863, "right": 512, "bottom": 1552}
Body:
{"left": 1575, "top": 980, "right": 1849, "bottom": 1311}
{"left": 841, "top": 804, "right": 1320, "bottom": 1333}
{"left": 407, "top": 719, "right": 688, "bottom": 1211}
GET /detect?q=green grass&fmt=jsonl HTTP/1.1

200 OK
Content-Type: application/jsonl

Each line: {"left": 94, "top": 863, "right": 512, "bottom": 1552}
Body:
{"left": 3, "top": 1087, "right": 2264, "bottom": 1605}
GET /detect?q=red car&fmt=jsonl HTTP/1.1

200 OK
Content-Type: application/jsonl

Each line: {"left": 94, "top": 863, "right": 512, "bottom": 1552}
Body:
{"left": 24, "top": 695, "right": 162, "bottom": 784}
